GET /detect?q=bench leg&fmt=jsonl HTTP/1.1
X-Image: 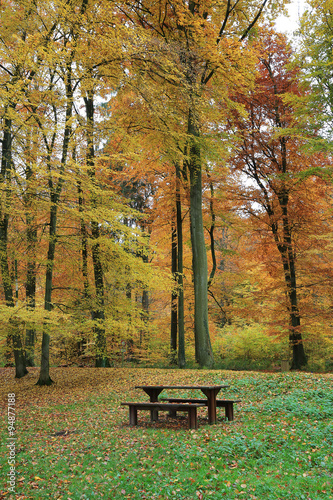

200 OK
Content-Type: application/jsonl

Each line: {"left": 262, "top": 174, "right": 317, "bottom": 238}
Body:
{"left": 150, "top": 409, "right": 159, "bottom": 422}
{"left": 168, "top": 409, "right": 177, "bottom": 418}
{"left": 129, "top": 406, "right": 138, "bottom": 426}
{"left": 225, "top": 403, "right": 234, "bottom": 421}
{"left": 188, "top": 408, "right": 198, "bottom": 429}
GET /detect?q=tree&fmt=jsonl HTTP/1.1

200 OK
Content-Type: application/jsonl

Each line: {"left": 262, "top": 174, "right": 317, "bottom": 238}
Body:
{"left": 227, "top": 30, "right": 332, "bottom": 368}
{"left": 36, "top": 51, "right": 75, "bottom": 385}
{"left": 32, "top": 0, "right": 88, "bottom": 384}
{"left": 118, "top": 0, "right": 286, "bottom": 367}
{"left": 175, "top": 161, "right": 186, "bottom": 368}
{"left": 22, "top": 128, "right": 38, "bottom": 366}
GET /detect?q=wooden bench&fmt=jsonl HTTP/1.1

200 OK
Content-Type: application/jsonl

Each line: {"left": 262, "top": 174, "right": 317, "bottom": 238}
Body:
{"left": 160, "top": 398, "right": 241, "bottom": 421}
{"left": 121, "top": 402, "right": 205, "bottom": 429}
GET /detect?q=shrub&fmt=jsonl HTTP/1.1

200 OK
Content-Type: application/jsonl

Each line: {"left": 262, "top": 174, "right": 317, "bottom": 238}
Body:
{"left": 213, "top": 323, "right": 287, "bottom": 367}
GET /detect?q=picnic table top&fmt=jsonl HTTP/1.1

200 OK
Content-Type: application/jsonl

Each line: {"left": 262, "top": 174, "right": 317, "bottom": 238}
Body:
{"left": 135, "top": 385, "right": 229, "bottom": 390}
{"left": 121, "top": 401, "right": 206, "bottom": 407}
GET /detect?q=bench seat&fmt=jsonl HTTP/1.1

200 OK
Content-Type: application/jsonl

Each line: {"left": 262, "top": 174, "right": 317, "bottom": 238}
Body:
{"left": 160, "top": 398, "right": 241, "bottom": 421}
{"left": 121, "top": 402, "right": 205, "bottom": 429}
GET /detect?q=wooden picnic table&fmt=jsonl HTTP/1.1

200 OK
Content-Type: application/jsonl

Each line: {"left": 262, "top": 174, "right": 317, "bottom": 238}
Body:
{"left": 135, "top": 385, "right": 229, "bottom": 424}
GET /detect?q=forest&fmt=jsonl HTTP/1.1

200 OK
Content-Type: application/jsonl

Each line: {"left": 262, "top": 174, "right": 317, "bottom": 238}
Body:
{"left": 1, "top": 0, "right": 333, "bottom": 384}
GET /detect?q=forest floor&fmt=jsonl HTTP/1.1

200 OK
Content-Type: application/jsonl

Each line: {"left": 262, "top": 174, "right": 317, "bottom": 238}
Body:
{"left": 0, "top": 367, "right": 332, "bottom": 499}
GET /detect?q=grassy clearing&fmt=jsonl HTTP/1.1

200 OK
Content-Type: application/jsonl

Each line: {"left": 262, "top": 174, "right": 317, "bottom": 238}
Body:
{"left": 0, "top": 367, "right": 332, "bottom": 499}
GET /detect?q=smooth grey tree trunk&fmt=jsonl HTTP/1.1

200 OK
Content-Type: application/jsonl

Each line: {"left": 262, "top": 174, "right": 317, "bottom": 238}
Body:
{"left": 188, "top": 108, "right": 214, "bottom": 368}
{"left": 37, "top": 200, "right": 57, "bottom": 386}
{"left": 84, "top": 92, "right": 109, "bottom": 368}
{"left": 24, "top": 157, "right": 37, "bottom": 366}
{"left": 176, "top": 163, "right": 185, "bottom": 368}
{"left": 77, "top": 178, "right": 90, "bottom": 357}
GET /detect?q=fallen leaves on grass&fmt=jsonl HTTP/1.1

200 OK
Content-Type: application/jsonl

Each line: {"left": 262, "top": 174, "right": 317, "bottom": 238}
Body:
{"left": 0, "top": 368, "right": 332, "bottom": 500}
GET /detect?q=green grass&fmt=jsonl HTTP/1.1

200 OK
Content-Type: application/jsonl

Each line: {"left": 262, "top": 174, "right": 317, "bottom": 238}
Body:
{"left": 0, "top": 368, "right": 332, "bottom": 499}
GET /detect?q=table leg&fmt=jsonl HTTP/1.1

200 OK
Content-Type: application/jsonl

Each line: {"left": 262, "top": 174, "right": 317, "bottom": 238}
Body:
{"left": 143, "top": 388, "right": 163, "bottom": 422}
{"left": 150, "top": 410, "right": 159, "bottom": 422}
{"left": 201, "top": 389, "right": 220, "bottom": 424}
{"left": 188, "top": 407, "right": 198, "bottom": 429}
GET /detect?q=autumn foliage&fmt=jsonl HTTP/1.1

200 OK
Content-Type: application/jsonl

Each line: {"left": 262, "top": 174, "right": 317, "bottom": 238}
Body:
{"left": 0, "top": 1, "right": 332, "bottom": 379}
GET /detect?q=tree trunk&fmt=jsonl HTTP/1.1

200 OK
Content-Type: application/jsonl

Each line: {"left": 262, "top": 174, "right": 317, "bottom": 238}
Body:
{"left": 280, "top": 196, "right": 307, "bottom": 369}
{"left": 176, "top": 163, "right": 185, "bottom": 368}
{"left": 37, "top": 202, "right": 56, "bottom": 386}
{"left": 188, "top": 108, "right": 214, "bottom": 368}
{"left": 138, "top": 225, "right": 151, "bottom": 347}
{"left": 25, "top": 158, "right": 37, "bottom": 367}
{"left": 170, "top": 215, "right": 178, "bottom": 364}
{"left": 280, "top": 244, "right": 307, "bottom": 369}
{"left": 1, "top": 112, "right": 28, "bottom": 378}
{"left": 270, "top": 187, "right": 307, "bottom": 370}
{"left": 91, "top": 232, "right": 108, "bottom": 367}
{"left": 37, "top": 329, "right": 52, "bottom": 385}
{"left": 78, "top": 179, "right": 90, "bottom": 302}
{"left": 84, "top": 92, "right": 109, "bottom": 368}
{"left": 11, "top": 320, "right": 28, "bottom": 379}
{"left": 25, "top": 261, "right": 36, "bottom": 367}
{"left": 278, "top": 91, "right": 307, "bottom": 369}
{"left": 77, "top": 177, "right": 90, "bottom": 356}
{"left": 207, "top": 179, "right": 217, "bottom": 289}
{"left": 142, "top": 252, "right": 150, "bottom": 319}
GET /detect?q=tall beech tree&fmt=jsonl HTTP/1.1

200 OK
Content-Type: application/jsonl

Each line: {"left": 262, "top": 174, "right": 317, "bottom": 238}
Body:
{"left": 22, "top": 130, "right": 38, "bottom": 367}
{"left": 175, "top": 162, "right": 186, "bottom": 368}
{"left": 36, "top": 61, "right": 75, "bottom": 385}
{"left": 35, "top": 0, "right": 124, "bottom": 379}
{"left": 119, "top": 0, "right": 285, "bottom": 367}
{"left": 0, "top": 0, "right": 78, "bottom": 380}
{"left": 74, "top": 0, "right": 140, "bottom": 366}
{"left": 227, "top": 31, "right": 330, "bottom": 368}
{"left": 83, "top": 90, "right": 109, "bottom": 367}
{"left": 32, "top": 0, "right": 88, "bottom": 384}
